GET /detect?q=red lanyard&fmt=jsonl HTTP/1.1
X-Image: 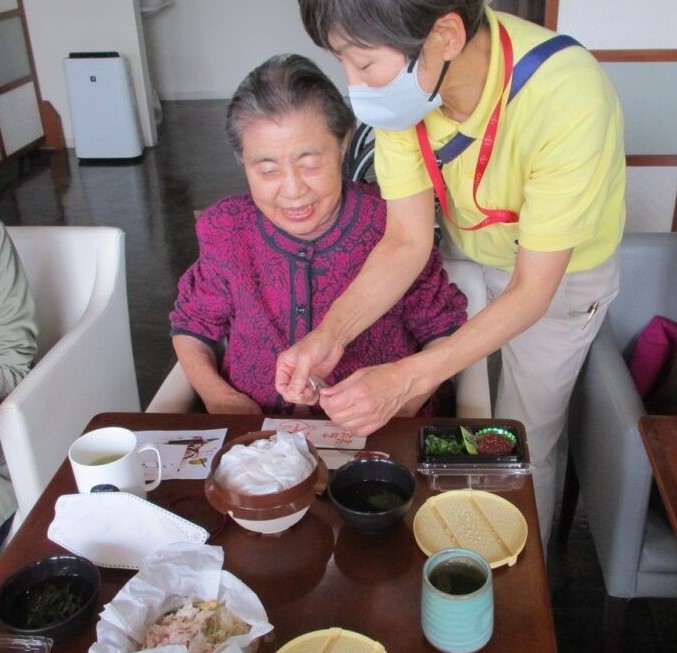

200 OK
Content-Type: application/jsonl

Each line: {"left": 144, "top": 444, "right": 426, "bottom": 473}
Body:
{"left": 416, "top": 23, "right": 518, "bottom": 231}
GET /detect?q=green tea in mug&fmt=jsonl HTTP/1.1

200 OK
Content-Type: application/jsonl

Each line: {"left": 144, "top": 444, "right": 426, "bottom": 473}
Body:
{"left": 90, "top": 454, "right": 124, "bottom": 466}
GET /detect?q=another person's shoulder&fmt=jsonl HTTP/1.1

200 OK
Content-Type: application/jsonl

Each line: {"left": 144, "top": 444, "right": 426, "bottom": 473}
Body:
{"left": 0, "top": 221, "right": 22, "bottom": 268}
{"left": 0, "top": 220, "right": 11, "bottom": 248}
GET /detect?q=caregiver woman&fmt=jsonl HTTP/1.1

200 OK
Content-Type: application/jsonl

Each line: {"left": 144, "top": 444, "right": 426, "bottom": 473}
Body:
{"left": 276, "top": 0, "right": 625, "bottom": 543}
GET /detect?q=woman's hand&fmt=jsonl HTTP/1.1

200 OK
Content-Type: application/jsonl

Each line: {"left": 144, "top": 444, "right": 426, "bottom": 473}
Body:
{"left": 276, "top": 191, "right": 436, "bottom": 406}
{"left": 318, "top": 363, "right": 412, "bottom": 436}
{"left": 204, "top": 390, "right": 262, "bottom": 415}
{"left": 275, "top": 329, "right": 344, "bottom": 404}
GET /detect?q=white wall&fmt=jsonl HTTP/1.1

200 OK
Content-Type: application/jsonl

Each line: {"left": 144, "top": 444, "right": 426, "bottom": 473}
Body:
{"left": 601, "top": 62, "right": 677, "bottom": 156}
{"left": 142, "top": 0, "right": 347, "bottom": 100}
{"left": 22, "top": 0, "right": 157, "bottom": 148}
{"left": 558, "top": 0, "right": 677, "bottom": 233}
{"left": 625, "top": 167, "right": 677, "bottom": 233}
{"left": 557, "top": 0, "right": 677, "bottom": 49}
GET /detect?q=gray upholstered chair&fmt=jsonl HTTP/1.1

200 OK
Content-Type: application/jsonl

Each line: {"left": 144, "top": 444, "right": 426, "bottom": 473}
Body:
{"left": 558, "top": 232, "right": 677, "bottom": 652}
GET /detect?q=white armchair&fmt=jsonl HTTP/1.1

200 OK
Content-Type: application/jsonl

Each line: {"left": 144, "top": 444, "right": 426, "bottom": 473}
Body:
{"left": 147, "top": 254, "right": 492, "bottom": 419}
{"left": 442, "top": 256, "right": 492, "bottom": 418}
{"left": 0, "top": 226, "right": 140, "bottom": 535}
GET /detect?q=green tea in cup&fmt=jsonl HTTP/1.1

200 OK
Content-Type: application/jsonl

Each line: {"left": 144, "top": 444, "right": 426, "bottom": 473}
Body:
{"left": 91, "top": 454, "right": 125, "bottom": 466}
{"left": 428, "top": 558, "right": 487, "bottom": 595}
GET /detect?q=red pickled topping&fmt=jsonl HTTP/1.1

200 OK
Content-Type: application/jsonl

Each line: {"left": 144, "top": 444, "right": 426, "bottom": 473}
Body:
{"left": 475, "top": 432, "right": 514, "bottom": 456}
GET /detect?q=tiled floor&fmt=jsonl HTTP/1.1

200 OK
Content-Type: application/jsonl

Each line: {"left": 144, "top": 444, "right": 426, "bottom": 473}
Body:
{"left": 2, "top": 100, "right": 675, "bottom": 652}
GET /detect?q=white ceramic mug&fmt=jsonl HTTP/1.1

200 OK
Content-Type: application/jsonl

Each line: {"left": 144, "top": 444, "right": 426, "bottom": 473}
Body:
{"left": 68, "top": 426, "right": 162, "bottom": 498}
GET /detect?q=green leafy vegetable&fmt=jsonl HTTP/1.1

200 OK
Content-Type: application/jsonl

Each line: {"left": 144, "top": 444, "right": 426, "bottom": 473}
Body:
{"left": 20, "top": 577, "right": 90, "bottom": 628}
{"left": 460, "top": 426, "right": 479, "bottom": 455}
{"left": 425, "top": 433, "right": 464, "bottom": 455}
{"left": 367, "top": 488, "right": 405, "bottom": 511}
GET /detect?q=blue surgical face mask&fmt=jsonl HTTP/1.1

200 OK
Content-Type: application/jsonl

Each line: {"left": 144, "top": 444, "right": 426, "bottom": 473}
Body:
{"left": 348, "top": 58, "right": 449, "bottom": 131}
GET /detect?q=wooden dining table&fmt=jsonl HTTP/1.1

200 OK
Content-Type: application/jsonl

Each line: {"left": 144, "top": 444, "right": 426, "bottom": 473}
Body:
{"left": 0, "top": 412, "right": 558, "bottom": 652}
{"left": 638, "top": 415, "right": 677, "bottom": 539}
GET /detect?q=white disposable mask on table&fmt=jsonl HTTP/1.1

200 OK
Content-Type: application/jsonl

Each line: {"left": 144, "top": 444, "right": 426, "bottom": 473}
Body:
{"left": 68, "top": 426, "right": 162, "bottom": 498}
{"left": 348, "top": 57, "right": 449, "bottom": 131}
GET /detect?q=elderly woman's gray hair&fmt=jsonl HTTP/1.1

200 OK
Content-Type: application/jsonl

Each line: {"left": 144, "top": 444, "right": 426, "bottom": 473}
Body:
{"left": 226, "top": 53, "right": 355, "bottom": 161}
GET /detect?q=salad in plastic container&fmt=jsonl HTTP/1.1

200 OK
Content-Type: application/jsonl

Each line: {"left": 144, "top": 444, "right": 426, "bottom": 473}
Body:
{"left": 417, "top": 419, "right": 533, "bottom": 491}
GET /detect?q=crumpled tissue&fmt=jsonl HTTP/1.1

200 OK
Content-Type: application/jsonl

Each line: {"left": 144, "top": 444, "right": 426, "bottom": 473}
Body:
{"left": 89, "top": 543, "right": 273, "bottom": 653}
{"left": 47, "top": 492, "right": 209, "bottom": 569}
{"left": 215, "top": 431, "right": 315, "bottom": 494}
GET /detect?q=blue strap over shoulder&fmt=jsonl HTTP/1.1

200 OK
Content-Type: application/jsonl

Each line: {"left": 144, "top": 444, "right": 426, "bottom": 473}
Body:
{"left": 435, "top": 33, "right": 582, "bottom": 165}
{"left": 507, "top": 34, "right": 581, "bottom": 102}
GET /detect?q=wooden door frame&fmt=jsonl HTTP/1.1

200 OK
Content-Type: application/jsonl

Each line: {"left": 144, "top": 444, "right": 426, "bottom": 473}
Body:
{"left": 544, "top": 0, "right": 559, "bottom": 30}
{"left": 0, "top": 0, "right": 45, "bottom": 161}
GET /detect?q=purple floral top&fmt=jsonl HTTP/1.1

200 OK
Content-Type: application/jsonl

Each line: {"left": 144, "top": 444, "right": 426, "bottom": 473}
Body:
{"left": 170, "top": 181, "right": 468, "bottom": 413}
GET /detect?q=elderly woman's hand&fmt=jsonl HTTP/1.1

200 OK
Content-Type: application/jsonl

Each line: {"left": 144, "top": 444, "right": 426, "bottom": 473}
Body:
{"left": 317, "top": 363, "right": 412, "bottom": 436}
{"left": 275, "top": 329, "right": 344, "bottom": 404}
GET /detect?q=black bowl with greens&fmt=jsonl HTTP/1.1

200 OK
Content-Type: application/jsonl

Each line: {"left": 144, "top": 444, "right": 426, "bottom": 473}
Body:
{"left": 0, "top": 555, "right": 100, "bottom": 643}
{"left": 328, "top": 458, "right": 416, "bottom": 535}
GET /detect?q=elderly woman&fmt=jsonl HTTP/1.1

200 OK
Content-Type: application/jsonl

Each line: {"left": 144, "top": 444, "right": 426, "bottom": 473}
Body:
{"left": 169, "top": 53, "right": 467, "bottom": 416}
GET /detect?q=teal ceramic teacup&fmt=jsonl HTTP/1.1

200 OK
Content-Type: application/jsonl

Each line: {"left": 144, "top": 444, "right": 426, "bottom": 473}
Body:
{"left": 421, "top": 547, "right": 494, "bottom": 653}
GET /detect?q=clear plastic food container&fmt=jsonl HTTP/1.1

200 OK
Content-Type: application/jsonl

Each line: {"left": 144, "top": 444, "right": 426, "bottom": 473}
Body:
{"left": 417, "top": 419, "right": 534, "bottom": 491}
{"left": 0, "top": 636, "right": 53, "bottom": 652}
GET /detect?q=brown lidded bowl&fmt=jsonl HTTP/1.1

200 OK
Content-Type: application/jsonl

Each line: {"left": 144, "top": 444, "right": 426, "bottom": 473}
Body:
{"left": 205, "top": 431, "right": 328, "bottom": 534}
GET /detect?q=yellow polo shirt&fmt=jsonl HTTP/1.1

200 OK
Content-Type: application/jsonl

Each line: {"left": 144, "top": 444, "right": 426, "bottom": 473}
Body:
{"left": 375, "top": 8, "right": 626, "bottom": 272}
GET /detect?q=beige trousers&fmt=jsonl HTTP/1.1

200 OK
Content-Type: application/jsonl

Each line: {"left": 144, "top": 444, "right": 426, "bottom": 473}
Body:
{"left": 483, "top": 253, "right": 620, "bottom": 549}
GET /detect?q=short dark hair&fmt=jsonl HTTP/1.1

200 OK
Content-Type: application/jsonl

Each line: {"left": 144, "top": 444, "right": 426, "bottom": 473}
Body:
{"left": 298, "top": 0, "right": 486, "bottom": 59}
{"left": 226, "top": 53, "right": 355, "bottom": 161}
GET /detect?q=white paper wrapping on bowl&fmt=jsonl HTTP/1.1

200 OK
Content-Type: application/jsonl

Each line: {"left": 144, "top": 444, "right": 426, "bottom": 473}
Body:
{"left": 215, "top": 431, "right": 315, "bottom": 494}
{"left": 89, "top": 543, "right": 273, "bottom": 653}
{"left": 47, "top": 493, "right": 209, "bottom": 569}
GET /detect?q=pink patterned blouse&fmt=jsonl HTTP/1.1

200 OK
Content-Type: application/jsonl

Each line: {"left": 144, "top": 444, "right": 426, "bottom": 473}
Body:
{"left": 170, "top": 182, "right": 468, "bottom": 413}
